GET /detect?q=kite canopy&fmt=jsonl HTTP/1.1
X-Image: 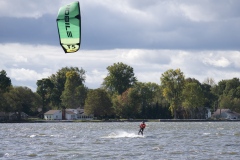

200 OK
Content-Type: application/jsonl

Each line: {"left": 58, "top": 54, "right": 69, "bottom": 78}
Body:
{"left": 56, "top": 1, "right": 81, "bottom": 53}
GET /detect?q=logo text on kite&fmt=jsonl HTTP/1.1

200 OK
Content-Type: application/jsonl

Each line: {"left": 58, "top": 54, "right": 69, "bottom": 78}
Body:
{"left": 65, "top": 5, "right": 72, "bottom": 37}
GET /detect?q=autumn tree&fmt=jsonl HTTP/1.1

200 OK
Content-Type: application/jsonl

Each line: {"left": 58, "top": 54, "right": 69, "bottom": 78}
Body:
{"left": 102, "top": 62, "right": 137, "bottom": 95}
{"left": 112, "top": 88, "right": 141, "bottom": 118}
{"left": 49, "top": 67, "right": 86, "bottom": 108}
{"left": 84, "top": 89, "right": 113, "bottom": 118}
{"left": 61, "top": 71, "right": 87, "bottom": 108}
{"left": 182, "top": 80, "right": 205, "bottom": 118}
{"left": 160, "top": 69, "right": 185, "bottom": 119}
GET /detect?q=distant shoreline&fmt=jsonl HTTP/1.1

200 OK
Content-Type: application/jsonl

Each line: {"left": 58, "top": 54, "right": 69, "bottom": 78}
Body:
{"left": 1, "top": 119, "right": 240, "bottom": 123}
{"left": 158, "top": 119, "right": 240, "bottom": 122}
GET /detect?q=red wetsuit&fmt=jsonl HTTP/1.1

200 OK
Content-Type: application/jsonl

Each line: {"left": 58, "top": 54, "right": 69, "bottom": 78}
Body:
{"left": 138, "top": 123, "right": 146, "bottom": 135}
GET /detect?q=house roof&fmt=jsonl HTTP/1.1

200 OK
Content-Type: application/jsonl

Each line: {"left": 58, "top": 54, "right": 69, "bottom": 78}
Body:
{"left": 44, "top": 110, "right": 61, "bottom": 115}
{"left": 212, "top": 109, "right": 240, "bottom": 117}
{"left": 65, "top": 111, "right": 76, "bottom": 115}
{"left": 66, "top": 108, "right": 84, "bottom": 114}
{"left": 214, "top": 109, "right": 231, "bottom": 114}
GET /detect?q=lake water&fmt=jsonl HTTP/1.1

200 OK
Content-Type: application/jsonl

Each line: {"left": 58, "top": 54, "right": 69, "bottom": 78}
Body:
{"left": 0, "top": 122, "right": 240, "bottom": 160}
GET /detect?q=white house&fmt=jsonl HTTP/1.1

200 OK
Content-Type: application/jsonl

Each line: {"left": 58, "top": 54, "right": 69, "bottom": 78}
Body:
{"left": 205, "top": 108, "right": 211, "bottom": 119}
{"left": 66, "top": 108, "right": 93, "bottom": 120}
{"left": 65, "top": 110, "right": 77, "bottom": 120}
{"left": 44, "top": 110, "right": 62, "bottom": 120}
{"left": 212, "top": 109, "right": 240, "bottom": 120}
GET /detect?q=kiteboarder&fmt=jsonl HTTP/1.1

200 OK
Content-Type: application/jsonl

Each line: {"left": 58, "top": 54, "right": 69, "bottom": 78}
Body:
{"left": 138, "top": 121, "right": 146, "bottom": 135}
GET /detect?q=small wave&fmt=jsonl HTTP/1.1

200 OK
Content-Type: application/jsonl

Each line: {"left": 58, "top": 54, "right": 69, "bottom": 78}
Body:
{"left": 221, "top": 151, "right": 238, "bottom": 155}
{"left": 29, "top": 134, "right": 62, "bottom": 138}
{"left": 216, "top": 133, "right": 224, "bottom": 136}
{"left": 234, "top": 132, "right": 240, "bottom": 136}
{"left": 29, "top": 134, "right": 47, "bottom": 138}
{"left": 102, "top": 131, "right": 143, "bottom": 138}
{"left": 152, "top": 147, "right": 161, "bottom": 150}
{"left": 30, "top": 135, "right": 36, "bottom": 138}
{"left": 28, "top": 153, "right": 37, "bottom": 157}
{"left": 4, "top": 153, "right": 10, "bottom": 157}
{"left": 203, "top": 133, "right": 210, "bottom": 135}
{"left": 50, "top": 135, "right": 62, "bottom": 137}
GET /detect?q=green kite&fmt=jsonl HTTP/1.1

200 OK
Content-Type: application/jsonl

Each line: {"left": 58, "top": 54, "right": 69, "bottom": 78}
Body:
{"left": 56, "top": 1, "right": 81, "bottom": 53}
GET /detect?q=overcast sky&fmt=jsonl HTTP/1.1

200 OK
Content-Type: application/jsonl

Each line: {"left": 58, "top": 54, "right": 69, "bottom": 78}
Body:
{"left": 0, "top": 0, "right": 240, "bottom": 91}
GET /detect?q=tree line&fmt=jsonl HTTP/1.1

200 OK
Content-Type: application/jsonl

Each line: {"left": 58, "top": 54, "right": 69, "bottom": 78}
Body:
{"left": 1, "top": 62, "right": 240, "bottom": 120}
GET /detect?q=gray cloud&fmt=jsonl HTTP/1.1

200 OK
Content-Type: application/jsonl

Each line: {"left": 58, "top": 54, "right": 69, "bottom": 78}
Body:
{"left": 1, "top": 44, "right": 240, "bottom": 91}
{"left": 1, "top": 1, "right": 240, "bottom": 91}
{"left": 0, "top": 0, "right": 239, "bottom": 50}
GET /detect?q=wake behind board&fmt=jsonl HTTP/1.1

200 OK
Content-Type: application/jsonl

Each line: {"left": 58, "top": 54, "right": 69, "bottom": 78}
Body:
{"left": 102, "top": 131, "right": 144, "bottom": 139}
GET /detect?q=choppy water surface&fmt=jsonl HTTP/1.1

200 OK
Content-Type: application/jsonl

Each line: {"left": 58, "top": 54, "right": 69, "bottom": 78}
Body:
{"left": 0, "top": 122, "right": 240, "bottom": 160}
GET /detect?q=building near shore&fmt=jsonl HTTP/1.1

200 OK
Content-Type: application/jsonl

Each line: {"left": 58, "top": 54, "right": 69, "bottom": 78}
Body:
{"left": 44, "top": 108, "right": 93, "bottom": 120}
{"left": 66, "top": 108, "right": 93, "bottom": 120}
{"left": 65, "top": 110, "right": 77, "bottom": 120}
{"left": 212, "top": 109, "right": 240, "bottom": 120}
{"left": 44, "top": 110, "right": 62, "bottom": 120}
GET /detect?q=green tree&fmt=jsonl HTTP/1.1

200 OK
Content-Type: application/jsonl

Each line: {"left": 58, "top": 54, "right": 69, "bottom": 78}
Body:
{"left": 224, "top": 78, "right": 240, "bottom": 98}
{"left": 160, "top": 69, "right": 185, "bottom": 119}
{"left": 75, "top": 85, "right": 88, "bottom": 108}
{"left": 212, "top": 80, "right": 227, "bottom": 96}
{"left": 135, "top": 82, "right": 159, "bottom": 104}
{"left": 134, "top": 82, "right": 160, "bottom": 118}
{"left": 201, "top": 83, "right": 217, "bottom": 109}
{"left": 0, "top": 70, "right": 12, "bottom": 111}
{"left": 232, "top": 98, "right": 240, "bottom": 113}
{"left": 84, "top": 89, "right": 113, "bottom": 118}
{"left": 4, "top": 86, "right": 38, "bottom": 120}
{"left": 61, "top": 71, "right": 85, "bottom": 108}
{"left": 212, "top": 78, "right": 240, "bottom": 112}
{"left": 36, "top": 78, "right": 54, "bottom": 113}
{"left": 49, "top": 67, "right": 86, "bottom": 108}
{"left": 236, "top": 86, "right": 240, "bottom": 99}
{"left": 0, "top": 94, "right": 7, "bottom": 112}
{"left": 112, "top": 88, "right": 141, "bottom": 118}
{"left": 102, "top": 62, "right": 137, "bottom": 95}
{"left": 182, "top": 81, "right": 205, "bottom": 118}
{"left": 0, "top": 70, "right": 12, "bottom": 92}
{"left": 219, "top": 95, "right": 233, "bottom": 109}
